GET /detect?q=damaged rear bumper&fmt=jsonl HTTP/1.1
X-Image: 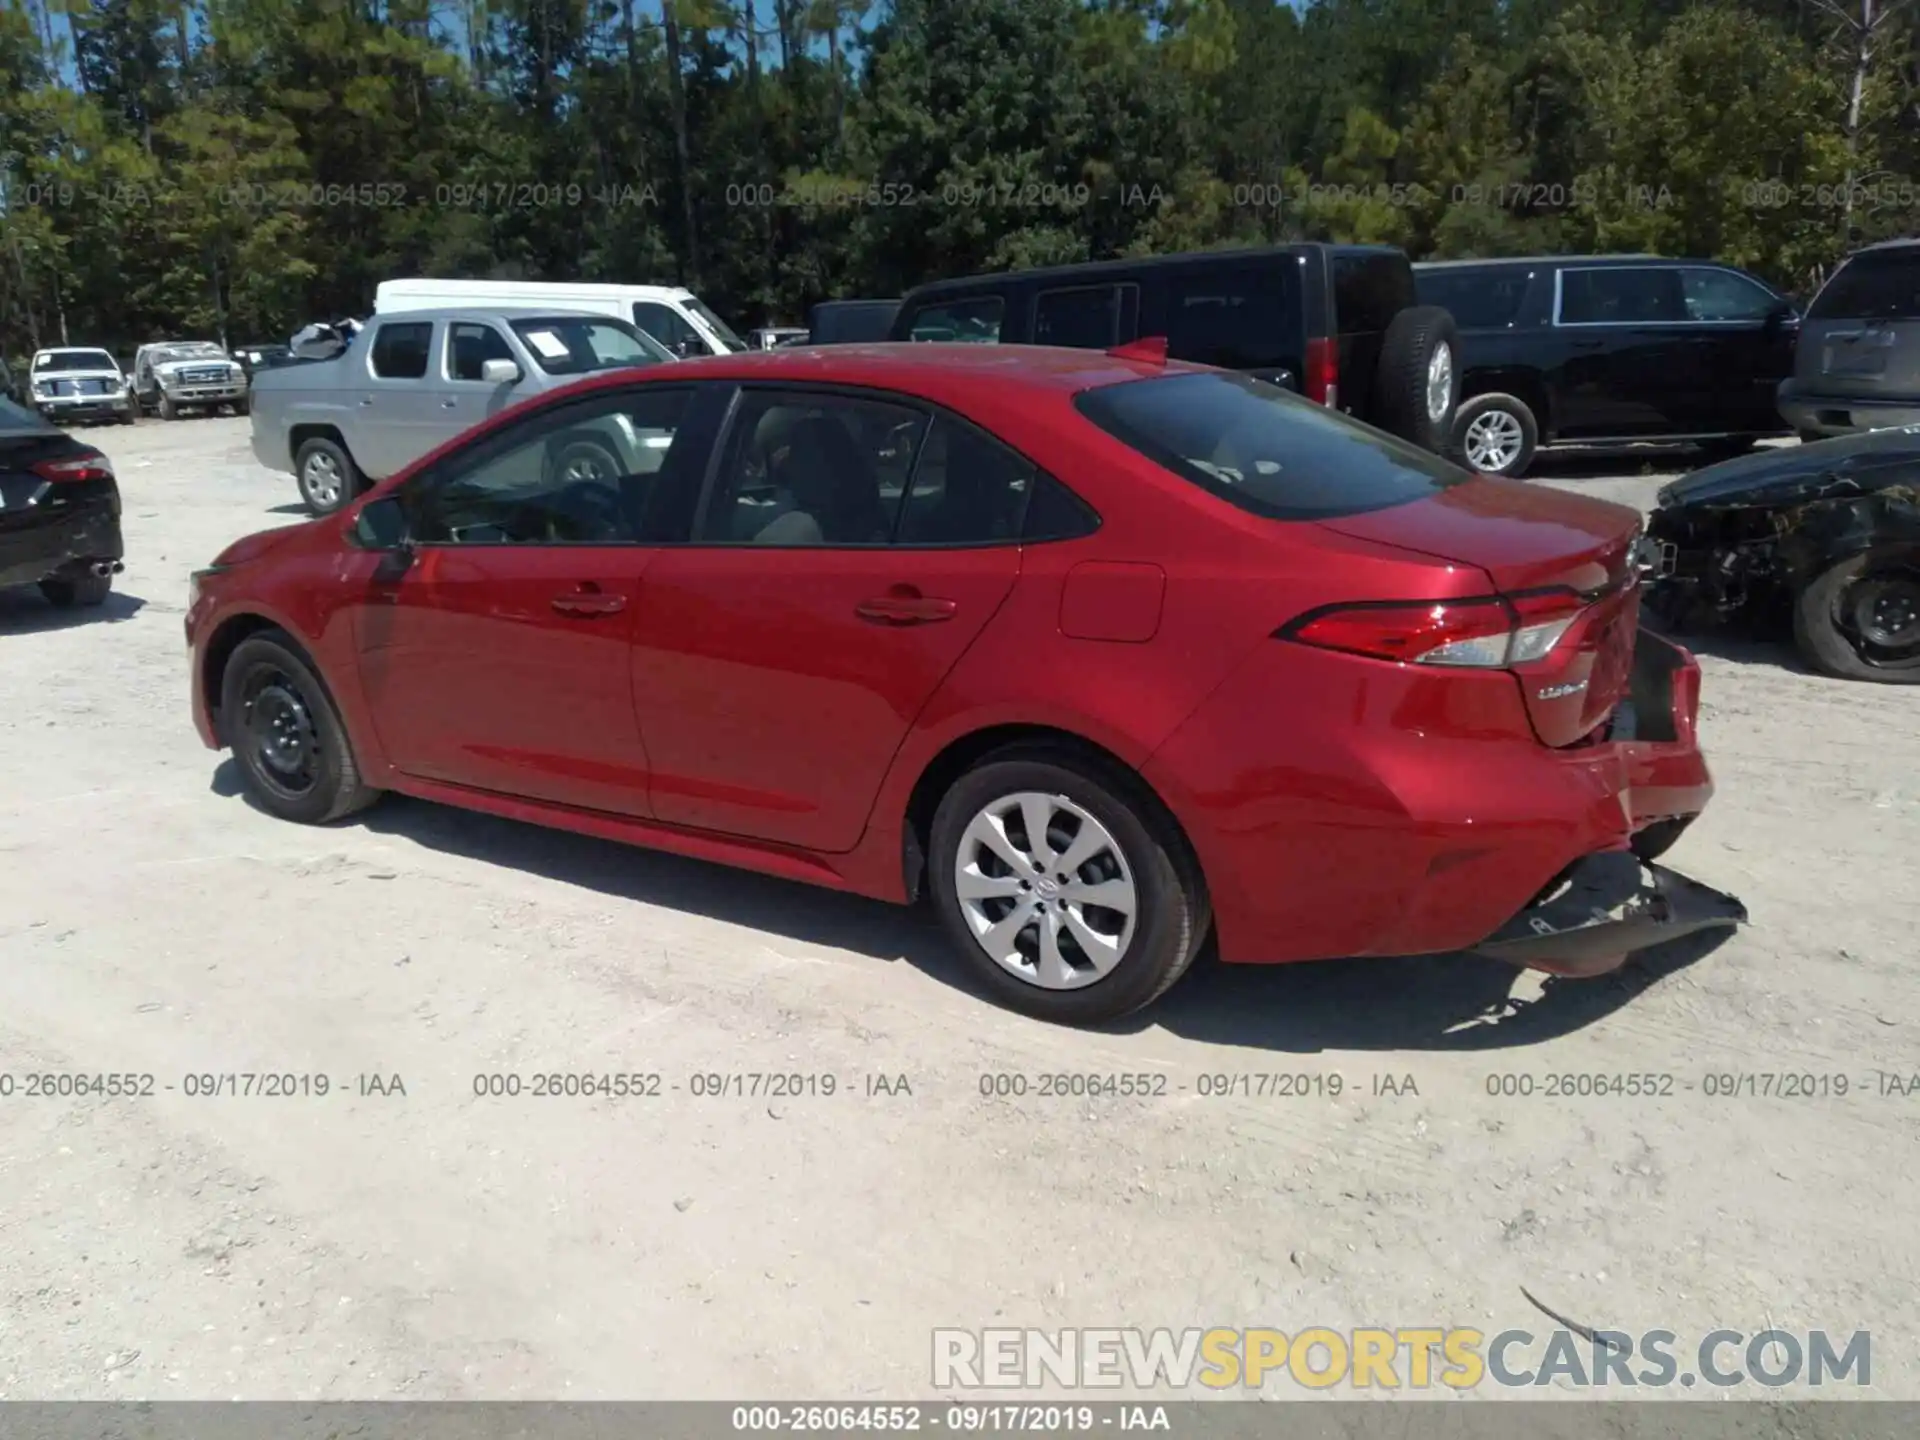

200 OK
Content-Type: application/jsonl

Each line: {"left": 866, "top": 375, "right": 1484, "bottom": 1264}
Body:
{"left": 1472, "top": 850, "right": 1747, "bottom": 978}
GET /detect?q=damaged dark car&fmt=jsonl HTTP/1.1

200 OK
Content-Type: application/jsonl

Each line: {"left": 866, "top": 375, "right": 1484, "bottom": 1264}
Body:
{"left": 1645, "top": 428, "right": 1920, "bottom": 683}
{"left": 0, "top": 396, "right": 125, "bottom": 610}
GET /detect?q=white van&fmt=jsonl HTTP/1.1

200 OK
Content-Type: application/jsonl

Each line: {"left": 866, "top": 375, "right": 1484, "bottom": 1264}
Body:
{"left": 372, "top": 278, "right": 748, "bottom": 358}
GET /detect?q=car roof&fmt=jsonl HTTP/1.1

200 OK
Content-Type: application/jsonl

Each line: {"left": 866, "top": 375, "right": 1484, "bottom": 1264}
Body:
{"left": 1848, "top": 237, "right": 1920, "bottom": 256}
{"left": 378, "top": 279, "right": 692, "bottom": 300}
{"left": 36, "top": 346, "right": 116, "bottom": 355}
{"left": 902, "top": 244, "right": 1402, "bottom": 300}
{"left": 1415, "top": 254, "right": 1670, "bottom": 270}
{"left": 366, "top": 306, "right": 615, "bottom": 324}
{"left": 564, "top": 341, "right": 1196, "bottom": 401}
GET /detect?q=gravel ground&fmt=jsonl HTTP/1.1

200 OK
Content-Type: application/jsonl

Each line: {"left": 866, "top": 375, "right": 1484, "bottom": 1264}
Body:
{"left": 1, "top": 417, "right": 1915, "bottom": 1402}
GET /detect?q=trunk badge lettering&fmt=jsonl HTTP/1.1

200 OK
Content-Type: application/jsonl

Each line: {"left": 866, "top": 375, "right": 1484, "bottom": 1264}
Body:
{"left": 1537, "top": 680, "right": 1589, "bottom": 700}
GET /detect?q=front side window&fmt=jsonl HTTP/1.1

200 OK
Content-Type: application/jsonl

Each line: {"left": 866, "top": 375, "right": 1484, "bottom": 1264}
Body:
{"left": 633, "top": 302, "right": 705, "bottom": 356}
{"left": 1416, "top": 269, "right": 1531, "bottom": 328}
{"left": 684, "top": 296, "right": 748, "bottom": 352}
{"left": 370, "top": 322, "right": 433, "bottom": 380}
{"left": 1681, "top": 267, "right": 1781, "bottom": 322}
{"left": 402, "top": 388, "right": 695, "bottom": 545}
{"left": 1558, "top": 267, "right": 1688, "bottom": 324}
{"left": 512, "top": 316, "right": 669, "bottom": 374}
{"left": 1075, "top": 370, "right": 1469, "bottom": 521}
{"left": 446, "top": 323, "right": 515, "bottom": 381}
{"left": 1166, "top": 268, "right": 1304, "bottom": 369}
{"left": 699, "top": 391, "right": 928, "bottom": 545}
{"left": 905, "top": 297, "right": 1004, "bottom": 344}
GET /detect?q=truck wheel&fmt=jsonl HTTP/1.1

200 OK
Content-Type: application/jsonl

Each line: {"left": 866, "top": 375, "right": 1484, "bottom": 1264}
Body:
{"left": 158, "top": 392, "right": 177, "bottom": 421}
{"left": 1792, "top": 548, "right": 1920, "bottom": 684}
{"left": 1372, "top": 305, "right": 1460, "bottom": 453}
{"left": 1451, "top": 393, "right": 1540, "bottom": 477}
{"left": 295, "top": 437, "right": 360, "bottom": 516}
{"left": 39, "top": 570, "right": 113, "bottom": 608}
{"left": 233, "top": 395, "right": 251, "bottom": 417}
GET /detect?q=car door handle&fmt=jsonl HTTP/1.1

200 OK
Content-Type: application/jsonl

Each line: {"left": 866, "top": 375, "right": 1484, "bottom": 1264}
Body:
{"left": 856, "top": 590, "right": 957, "bottom": 625}
{"left": 551, "top": 588, "right": 627, "bottom": 617}
{"left": 440, "top": 399, "right": 458, "bottom": 409}
{"left": 358, "top": 397, "right": 375, "bottom": 407}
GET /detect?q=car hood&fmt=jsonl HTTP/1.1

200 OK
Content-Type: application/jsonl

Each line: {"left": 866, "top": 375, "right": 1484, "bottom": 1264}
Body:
{"left": 211, "top": 524, "right": 310, "bottom": 569}
{"left": 34, "top": 368, "right": 123, "bottom": 383}
{"left": 155, "top": 356, "right": 237, "bottom": 373}
{"left": 1658, "top": 428, "right": 1920, "bottom": 509}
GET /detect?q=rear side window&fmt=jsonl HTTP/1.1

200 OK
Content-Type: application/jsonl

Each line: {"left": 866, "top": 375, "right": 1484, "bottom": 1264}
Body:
{"left": 1075, "top": 370, "right": 1468, "bottom": 521}
{"left": 1807, "top": 251, "right": 1920, "bottom": 321}
{"left": 1164, "top": 266, "right": 1302, "bottom": 370}
{"left": 1558, "top": 268, "right": 1687, "bottom": 324}
{"left": 906, "top": 297, "right": 1003, "bottom": 343}
{"left": 1333, "top": 254, "right": 1412, "bottom": 334}
{"left": 1034, "top": 285, "right": 1136, "bottom": 349}
{"left": 370, "top": 322, "right": 432, "bottom": 379}
{"left": 1415, "top": 269, "right": 1530, "bottom": 328}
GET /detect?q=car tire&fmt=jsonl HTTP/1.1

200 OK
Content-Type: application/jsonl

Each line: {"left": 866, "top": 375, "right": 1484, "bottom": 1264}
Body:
{"left": 38, "top": 570, "right": 112, "bottom": 608}
{"left": 220, "top": 631, "right": 381, "bottom": 824}
{"left": 546, "top": 434, "right": 623, "bottom": 486}
{"left": 119, "top": 404, "right": 136, "bottom": 425}
{"left": 157, "top": 392, "right": 177, "bottom": 420}
{"left": 1372, "top": 305, "right": 1460, "bottom": 453}
{"left": 1450, "top": 392, "right": 1540, "bottom": 478}
{"left": 927, "top": 746, "right": 1211, "bottom": 1025}
{"left": 295, "top": 436, "right": 359, "bottom": 517}
{"left": 233, "top": 396, "right": 251, "bottom": 417}
{"left": 1792, "top": 548, "right": 1920, "bottom": 684}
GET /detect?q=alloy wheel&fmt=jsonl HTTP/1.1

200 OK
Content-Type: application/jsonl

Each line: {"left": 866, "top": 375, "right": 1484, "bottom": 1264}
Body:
{"left": 1463, "top": 409, "right": 1525, "bottom": 472}
{"left": 301, "top": 452, "right": 343, "bottom": 509}
{"left": 1426, "top": 344, "right": 1455, "bottom": 424}
{"left": 952, "top": 791, "right": 1138, "bottom": 990}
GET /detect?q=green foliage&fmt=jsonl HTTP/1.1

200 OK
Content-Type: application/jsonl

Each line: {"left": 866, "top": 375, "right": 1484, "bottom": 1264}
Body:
{"left": 0, "top": 0, "right": 1915, "bottom": 357}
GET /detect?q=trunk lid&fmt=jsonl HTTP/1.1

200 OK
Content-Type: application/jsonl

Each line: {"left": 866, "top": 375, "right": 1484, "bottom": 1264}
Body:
{"left": 1317, "top": 477, "right": 1644, "bottom": 747}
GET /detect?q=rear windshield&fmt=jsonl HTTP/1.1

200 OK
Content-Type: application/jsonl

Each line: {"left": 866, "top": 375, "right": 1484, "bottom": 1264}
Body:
{"left": 1415, "top": 269, "right": 1530, "bottom": 328}
{"left": 1808, "top": 250, "right": 1920, "bottom": 321}
{"left": 509, "top": 316, "right": 672, "bottom": 372}
{"left": 0, "top": 396, "right": 54, "bottom": 431}
{"left": 1075, "top": 370, "right": 1469, "bottom": 520}
{"left": 35, "top": 350, "right": 117, "bottom": 372}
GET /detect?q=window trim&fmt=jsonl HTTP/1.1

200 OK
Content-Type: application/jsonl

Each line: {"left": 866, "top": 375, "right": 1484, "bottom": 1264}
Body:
{"left": 441, "top": 320, "right": 515, "bottom": 385}
{"left": 1551, "top": 265, "right": 1703, "bottom": 329}
{"left": 684, "top": 380, "right": 1092, "bottom": 551}
{"left": 396, "top": 385, "right": 702, "bottom": 549}
{"left": 367, "top": 319, "right": 436, "bottom": 382}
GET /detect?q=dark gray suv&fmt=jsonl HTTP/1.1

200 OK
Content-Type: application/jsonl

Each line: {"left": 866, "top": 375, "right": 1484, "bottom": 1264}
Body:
{"left": 1778, "top": 238, "right": 1920, "bottom": 439}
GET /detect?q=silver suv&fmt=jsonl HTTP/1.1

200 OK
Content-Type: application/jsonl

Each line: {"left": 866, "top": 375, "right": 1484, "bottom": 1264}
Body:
{"left": 251, "top": 307, "right": 674, "bottom": 515}
{"left": 1778, "top": 238, "right": 1920, "bottom": 439}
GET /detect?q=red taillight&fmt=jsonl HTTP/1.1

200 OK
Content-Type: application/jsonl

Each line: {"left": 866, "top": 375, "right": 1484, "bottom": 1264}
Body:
{"left": 1303, "top": 337, "right": 1339, "bottom": 407}
{"left": 32, "top": 450, "right": 114, "bottom": 483}
{"left": 1280, "top": 588, "right": 1587, "bottom": 668}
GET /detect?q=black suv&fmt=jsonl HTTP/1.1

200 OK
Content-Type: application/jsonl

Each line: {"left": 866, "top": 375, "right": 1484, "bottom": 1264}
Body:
{"left": 1414, "top": 255, "right": 1797, "bottom": 477}
{"left": 889, "top": 245, "right": 1461, "bottom": 452}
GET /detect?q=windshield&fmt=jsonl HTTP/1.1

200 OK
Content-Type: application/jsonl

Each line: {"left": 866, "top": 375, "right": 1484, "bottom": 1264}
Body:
{"left": 509, "top": 315, "right": 673, "bottom": 373}
{"left": 35, "top": 350, "right": 118, "bottom": 372}
{"left": 685, "top": 297, "right": 748, "bottom": 352}
{"left": 1075, "top": 370, "right": 1471, "bottom": 520}
{"left": 153, "top": 342, "right": 228, "bottom": 363}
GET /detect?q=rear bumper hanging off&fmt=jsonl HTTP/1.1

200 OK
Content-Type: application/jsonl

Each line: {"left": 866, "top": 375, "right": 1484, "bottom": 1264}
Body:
{"left": 1472, "top": 850, "right": 1747, "bottom": 978}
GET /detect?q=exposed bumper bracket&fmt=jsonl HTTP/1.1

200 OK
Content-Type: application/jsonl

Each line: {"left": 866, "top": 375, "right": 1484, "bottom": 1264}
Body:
{"left": 1472, "top": 850, "right": 1747, "bottom": 978}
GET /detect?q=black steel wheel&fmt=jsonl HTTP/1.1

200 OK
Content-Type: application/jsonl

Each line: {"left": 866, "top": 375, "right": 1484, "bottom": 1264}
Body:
{"left": 220, "top": 631, "right": 381, "bottom": 822}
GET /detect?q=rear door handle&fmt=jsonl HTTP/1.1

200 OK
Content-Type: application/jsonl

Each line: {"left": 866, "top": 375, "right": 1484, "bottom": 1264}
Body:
{"left": 551, "top": 587, "right": 627, "bottom": 617}
{"left": 358, "top": 397, "right": 375, "bottom": 407}
{"left": 440, "top": 399, "right": 458, "bottom": 409}
{"left": 856, "top": 591, "right": 956, "bottom": 625}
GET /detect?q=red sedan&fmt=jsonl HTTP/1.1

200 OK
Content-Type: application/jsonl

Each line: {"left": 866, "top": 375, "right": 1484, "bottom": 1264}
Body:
{"left": 186, "top": 342, "right": 1745, "bottom": 1024}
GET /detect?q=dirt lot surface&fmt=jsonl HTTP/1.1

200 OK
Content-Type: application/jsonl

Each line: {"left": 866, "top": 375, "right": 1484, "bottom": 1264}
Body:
{"left": 1, "top": 418, "right": 1915, "bottom": 1403}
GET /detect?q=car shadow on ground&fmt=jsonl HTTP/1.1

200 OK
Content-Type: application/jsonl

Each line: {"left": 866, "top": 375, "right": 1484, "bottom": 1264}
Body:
{"left": 0, "top": 588, "right": 146, "bottom": 633}
{"left": 264, "top": 502, "right": 311, "bottom": 516}
{"left": 209, "top": 761, "right": 1726, "bottom": 1053}
{"left": 1642, "top": 611, "right": 1810, "bottom": 677}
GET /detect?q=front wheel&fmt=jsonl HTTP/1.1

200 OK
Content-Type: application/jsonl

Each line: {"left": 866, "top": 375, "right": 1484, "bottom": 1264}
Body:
{"left": 1793, "top": 549, "right": 1920, "bottom": 683}
{"left": 1451, "top": 392, "right": 1540, "bottom": 477}
{"left": 295, "top": 436, "right": 359, "bottom": 516}
{"left": 928, "top": 749, "right": 1210, "bottom": 1025}
{"left": 220, "top": 631, "right": 381, "bottom": 823}
{"left": 158, "top": 392, "right": 177, "bottom": 420}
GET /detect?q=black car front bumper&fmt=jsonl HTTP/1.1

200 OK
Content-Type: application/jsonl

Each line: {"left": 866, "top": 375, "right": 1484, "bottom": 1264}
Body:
{"left": 0, "top": 477, "right": 125, "bottom": 589}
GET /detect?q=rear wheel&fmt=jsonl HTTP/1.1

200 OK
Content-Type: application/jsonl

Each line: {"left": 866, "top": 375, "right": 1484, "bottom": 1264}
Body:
{"left": 1451, "top": 392, "right": 1539, "bottom": 477}
{"left": 1372, "top": 305, "right": 1460, "bottom": 453}
{"left": 1793, "top": 549, "right": 1920, "bottom": 684}
{"left": 39, "top": 570, "right": 112, "bottom": 608}
{"left": 928, "top": 747, "right": 1210, "bottom": 1025}
{"left": 295, "top": 436, "right": 359, "bottom": 516}
{"left": 220, "top": 631, "right": 380, "bottom": 823}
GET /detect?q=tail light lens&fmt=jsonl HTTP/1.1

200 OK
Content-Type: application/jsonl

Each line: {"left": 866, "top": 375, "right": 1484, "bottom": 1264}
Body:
{"left": 1281, "top": 588, "right": 1588, "bottom": 669}
{"left": 1303, "top": 337, "right": 1338, "bottom": 408}
{"left": 32, "top": 450, "right": 114, "bottom": 483}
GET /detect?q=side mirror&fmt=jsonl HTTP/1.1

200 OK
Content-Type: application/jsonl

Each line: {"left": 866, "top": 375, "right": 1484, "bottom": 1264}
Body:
{"left": 351, "top": 494, "right": 409, "bottom": 551}
{"left": 481, "top": 358, "right": 522, "bottom": 384}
